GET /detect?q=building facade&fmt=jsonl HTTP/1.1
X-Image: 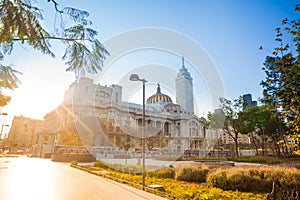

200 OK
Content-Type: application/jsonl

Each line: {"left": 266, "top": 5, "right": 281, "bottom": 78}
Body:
{"left": 42, "top": 76, "right": 206, "bottom": 158}
{"left": 243, "top": 94, "right": 257, "bottom": 110}
{"left": 7, "top": 59, "right": 208, "bottom": 158}
{"left": 7, "top": 116, "right": 43, "bottom": 152}
{"left": 205, "top": 129, "right": 250, "bottom": 145}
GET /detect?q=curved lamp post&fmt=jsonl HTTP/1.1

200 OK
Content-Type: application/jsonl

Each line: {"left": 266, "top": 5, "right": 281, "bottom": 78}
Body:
{"left": 0, "top": 113, "right": 8, "bottom": 147}
{"left": 129, "top": 74, "right": 147, "bottom": 190}
{"left": 1, "top": 124, "right": 9, "bottom": 147}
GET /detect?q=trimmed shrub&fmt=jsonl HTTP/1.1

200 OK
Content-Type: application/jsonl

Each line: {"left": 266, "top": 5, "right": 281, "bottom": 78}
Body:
{"left": 70, "top": 160, "right": 77, "bottom": 166}
{"left": 94, "top": 160, "right": 109, "bottom": 169}
{"left": 84, "top": 162, "right": 266, "bottom": 199}
{"left": 148, "top": 168, "right": 175, "bottom": 179}
{"left": 235, "top": 156, "right": 281, "bottom": 164}
{"left": 121, "top": 164, "right": 142, "bottom": 173}
{"left": 207, "top": 166, "right": 300, "bottom": 193}
{"left": 175, "top": 165, "right": 209, "bottom": 183}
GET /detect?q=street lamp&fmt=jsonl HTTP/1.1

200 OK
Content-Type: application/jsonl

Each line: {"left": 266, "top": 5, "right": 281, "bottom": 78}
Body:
{"left": 0, "top": 113, "right": 8, "bottom": 138}
{"left": 129, "top": 74, "right": 147, "bottom": 190}
{"left": 0, "top": 113, "right": 9, "bottom": 148}
{"left": 1, "top": 124, "right": 9, "bottom": 147}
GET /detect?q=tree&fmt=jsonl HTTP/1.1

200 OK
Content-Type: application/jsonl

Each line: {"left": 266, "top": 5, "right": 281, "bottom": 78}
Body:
{"left": 207, "top": 109, "right": 225, "bottom": 130}
{"left": 58, "top": 130, "right": 84, "bottom": 146}
{"left": 145, "top": 133, "right": 167, "bottom": 151}
{"left": 260, "top": 4, "right": 300, "bottom": 134}
{"left": 0, "top": 0, "right": 109, "bottom": 106}
{"left": 207, "top": 109, "right": 225, "bottom": 158}
{"left": 0, "top": 66, "right": 21, "bottom": 106}
{"left": 57, "top": 119, "right": 84, "bottom": 146}
{"left": 219, "top": 97, "right": 244, "bottom": 158}
{"left": 238, "top": 105, "right": 286, "bottom": 156}
{"left": 119, "top": 134, "right": 134, "bottom": 152}
{"left": 236, "top": 106, "right": 260, "bottom": 155}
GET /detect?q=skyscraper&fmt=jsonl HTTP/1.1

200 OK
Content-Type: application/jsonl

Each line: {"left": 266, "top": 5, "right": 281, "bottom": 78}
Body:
{"left": 176, "top": 56, "right": 194, "bottom": 113}
{"left": 242, "top": 94, "right": 257, "bottom": 110}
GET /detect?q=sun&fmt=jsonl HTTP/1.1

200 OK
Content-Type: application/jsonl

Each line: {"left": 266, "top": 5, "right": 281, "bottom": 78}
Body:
{"left": 4, "top": 57, "right": 74, "bottom": 120}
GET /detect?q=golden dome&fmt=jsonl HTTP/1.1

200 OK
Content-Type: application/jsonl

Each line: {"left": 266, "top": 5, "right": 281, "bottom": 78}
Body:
{"left": 164, "top": 103, "right": 182, "bottom": 112}
{"left": 146, "top": 84, "right": 173, "bottom": 105}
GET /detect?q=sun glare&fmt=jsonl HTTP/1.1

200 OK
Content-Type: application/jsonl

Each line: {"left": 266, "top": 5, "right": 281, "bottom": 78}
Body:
{"left": 4, "top": 58, "right": 74, "bottom": 120}
{"left": 1, "top": 157, "right": 56, "bottom": 200}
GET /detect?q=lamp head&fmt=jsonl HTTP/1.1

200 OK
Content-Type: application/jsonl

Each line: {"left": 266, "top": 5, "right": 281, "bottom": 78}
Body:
{"left": 129, "top": 74, "right": 140, "bottom": 81}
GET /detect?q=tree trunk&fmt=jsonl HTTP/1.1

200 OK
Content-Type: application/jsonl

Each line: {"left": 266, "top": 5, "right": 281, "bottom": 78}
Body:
{"left": 234, "top": 139, "right": 239, "bottom": 158}
{"left": 253, "top": 138, "right": 259, "bottom": 155}
{"left": 234, "top": 131, "right": 239, "bottom": 158}
{"left": 271, "top": 136, "right": 281, "bottom": 156}
{"left": 250, "top": 133, "right": 259, "bottom": 155}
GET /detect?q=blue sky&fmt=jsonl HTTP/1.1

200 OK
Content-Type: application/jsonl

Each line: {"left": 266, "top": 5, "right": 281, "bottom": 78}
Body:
{"left": 2, "top": 0, "right": 299, "bottom": 129}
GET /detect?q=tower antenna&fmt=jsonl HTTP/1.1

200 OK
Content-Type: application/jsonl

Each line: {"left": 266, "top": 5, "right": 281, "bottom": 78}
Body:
{"left": 182, "top": 56, "right": 185, "bottom": 68}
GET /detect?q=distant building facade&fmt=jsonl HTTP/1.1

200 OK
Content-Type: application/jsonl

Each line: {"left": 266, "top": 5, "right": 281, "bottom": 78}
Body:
{"left": 7, "top": 116, "right": 43, "bottom": 151}
{"left": 243, "top": 94, "right": 257, "bottom": 110}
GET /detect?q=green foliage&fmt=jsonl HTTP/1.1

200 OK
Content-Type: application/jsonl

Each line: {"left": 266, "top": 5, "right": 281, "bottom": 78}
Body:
{"left": 93, "top": 160, "right": 145, "bottom": 173}
{"left": 238, "top": 105, "right": 286, "bottom": 156}
{"left": 0, "top": 0, "right": 108, "bottom": 73}
{"left": 260, "top": 5, "right": 300, "bottom": 134}
{"left": 0, "top": 93, "right": 11, "bottom": 107}
{"left": 0, "top": 0, "right": 109, "bottom": 106}
{"left": 207, "top": 166, "right": 300, "bottom": 193}
{"left": 89, "top": 163, "right": 265, "bottom": 199}
{"left": 218, "top": 97, "right": 244, "bottom": 158}
{"left": 89, "top": 161, "right": 300, "bottom": 199}
{"left": 58, "top": 130, "right": 84, "bottom": 146}
{"left": 234, "top": 156, "right": 281, "bottom": 164}
{"left": 234, "top": 156, "right": 300, "bottom": 167}
{"left": 119, "top": 164, "right": 142, "bottom": 173}
{"left": 94, "top": 160, "right": 109, "bottom": 169}
{"left": 148, "top": 168, "right": 175, "bottom": 179}
{"left": 0, "top": 65, "right": 21, "bottom": 106}
{"left": 62, "top": 26, "right": 109, "bottom": 76}
{"left": 175, "top": 165, "right": 209, "bottom": 183}
{"left": 0, "top": 0, "right": 54, "bottom": 56}
{"left": 0, "top": 65, "right": 20, "bottom": 89}
{"left": 206, "top": 110, "right": 225, "bottom": 129}
{"left": 70, "top": 160, "right": 77, "bottom": 166}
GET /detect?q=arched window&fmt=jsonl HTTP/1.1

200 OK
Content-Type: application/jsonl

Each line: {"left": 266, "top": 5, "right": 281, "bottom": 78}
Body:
{"left": 189, "top": 120, "right": 199, "bottom": 136}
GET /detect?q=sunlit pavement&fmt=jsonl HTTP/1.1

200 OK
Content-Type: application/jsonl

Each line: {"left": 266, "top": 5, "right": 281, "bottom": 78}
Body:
{"left": 0, "top": 156, "right": 166, "bottom": 200}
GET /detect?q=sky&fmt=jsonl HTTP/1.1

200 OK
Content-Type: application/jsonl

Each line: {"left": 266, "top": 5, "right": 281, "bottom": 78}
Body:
{"left": 1, "top": 0, "right": 299, "bottom": 134}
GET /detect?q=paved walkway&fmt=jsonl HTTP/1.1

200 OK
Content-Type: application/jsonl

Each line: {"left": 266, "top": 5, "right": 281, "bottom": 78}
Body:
{"left": 0, "top": 156, "right": 166, "bottom": 200}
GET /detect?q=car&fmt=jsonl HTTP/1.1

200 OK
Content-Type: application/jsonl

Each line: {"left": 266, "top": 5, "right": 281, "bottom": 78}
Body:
{"left": 15, "top": 150, "right": 27, "bottom": 155}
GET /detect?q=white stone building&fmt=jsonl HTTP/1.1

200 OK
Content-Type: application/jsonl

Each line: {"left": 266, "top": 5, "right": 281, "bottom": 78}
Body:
{"left": 56, "top": 76, "right": 206, "bottom": 156}
{"left": 205, "top": 128, "right": 250, "bottom": 145}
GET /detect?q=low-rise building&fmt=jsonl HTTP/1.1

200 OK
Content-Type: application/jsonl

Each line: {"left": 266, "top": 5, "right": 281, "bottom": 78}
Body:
{"left": 7, "top": 116, "right": 43, "bottom": 152}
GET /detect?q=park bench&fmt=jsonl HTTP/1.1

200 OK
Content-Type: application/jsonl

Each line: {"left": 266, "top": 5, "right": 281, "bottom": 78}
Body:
{"left": 266, "top": 182, "right": 300, "bottom": 200}
{"left": 147, "top": 184, "right": 165, "bottom": 192}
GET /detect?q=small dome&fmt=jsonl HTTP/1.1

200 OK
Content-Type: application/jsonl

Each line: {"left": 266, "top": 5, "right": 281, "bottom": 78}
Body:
{"left": 146, "top": 84, "right": 173, "bottom": 105}
{"left": 164, "top": 103, "right": 182, "bottom": 112}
